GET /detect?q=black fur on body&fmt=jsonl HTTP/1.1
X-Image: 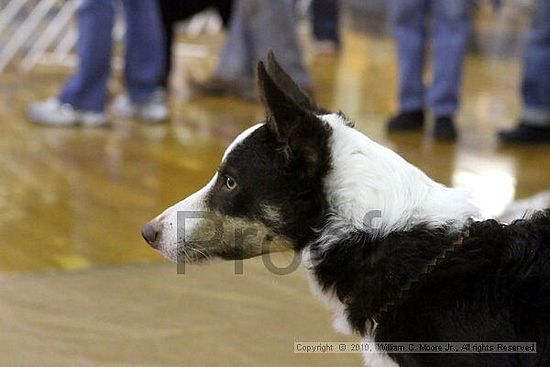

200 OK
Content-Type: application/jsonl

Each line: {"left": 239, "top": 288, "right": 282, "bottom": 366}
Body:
{"left": 310, "top": 211, "right": 550, "bottom": 366}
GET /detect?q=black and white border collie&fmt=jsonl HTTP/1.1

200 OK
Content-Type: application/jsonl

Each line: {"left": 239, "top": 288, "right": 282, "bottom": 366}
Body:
{"left": 142, "top": 52, "right": 550, "bottom": 366}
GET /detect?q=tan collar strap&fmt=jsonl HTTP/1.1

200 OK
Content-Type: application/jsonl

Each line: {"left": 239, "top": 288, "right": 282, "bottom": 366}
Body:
{"left": 368, "top": 230, "right": 471, "bottom": 329}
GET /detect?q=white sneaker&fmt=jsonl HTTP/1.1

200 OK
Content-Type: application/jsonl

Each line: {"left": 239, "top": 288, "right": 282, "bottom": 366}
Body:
{"left": 27, "top": 99, "right": 108, "bottom": 127}
{"left": 111, "top": 89, "right": 169, "bottom": 123}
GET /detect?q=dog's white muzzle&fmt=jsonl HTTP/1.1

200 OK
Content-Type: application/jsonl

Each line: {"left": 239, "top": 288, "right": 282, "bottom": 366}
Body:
{"left": 141, "top": 175, "right": 218, "bottom": 261}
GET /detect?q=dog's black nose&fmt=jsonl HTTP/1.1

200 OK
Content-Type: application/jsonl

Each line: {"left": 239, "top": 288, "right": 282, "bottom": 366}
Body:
{"left": 141, "top": 222, "right": 159, "bottom": 248}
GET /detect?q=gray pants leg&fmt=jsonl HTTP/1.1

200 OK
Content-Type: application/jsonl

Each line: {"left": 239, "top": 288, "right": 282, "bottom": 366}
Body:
{"left": 215, "top": 0, "right": 311, "bottom": 88}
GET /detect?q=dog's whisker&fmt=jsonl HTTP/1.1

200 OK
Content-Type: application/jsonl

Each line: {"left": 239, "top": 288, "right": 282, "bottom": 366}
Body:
{"left": 190, "top": 247, "right": 211, "bottom": 263}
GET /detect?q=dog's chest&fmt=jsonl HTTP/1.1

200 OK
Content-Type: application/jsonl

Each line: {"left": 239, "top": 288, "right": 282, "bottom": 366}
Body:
{"left": 302, "top": 248, "right": 399, "bottom": 367}
{"left": 302, "top": 247, "right": 352, "bottom": 334}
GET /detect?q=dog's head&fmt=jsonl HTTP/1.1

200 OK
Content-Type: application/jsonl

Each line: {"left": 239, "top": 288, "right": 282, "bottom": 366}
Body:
{"left": 142, "top": 52, "right": 334, "bottom": 263}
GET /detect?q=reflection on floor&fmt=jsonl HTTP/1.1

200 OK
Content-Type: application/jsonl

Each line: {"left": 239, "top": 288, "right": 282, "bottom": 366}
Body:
{"left": 0, "top": 29, "right": 549, "bottom": 366}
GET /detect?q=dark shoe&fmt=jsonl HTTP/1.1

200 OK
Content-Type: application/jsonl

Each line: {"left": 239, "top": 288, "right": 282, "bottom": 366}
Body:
{"left": 188, "top": 76, "right": 257, "bottom": 101}
{"left": 387, "top": 110, "right": 424, "bottom": 132}
{"left": 499, "top": 122, "right": 550, "bottom": 143}
{"left": 433, "top": 116, "right": 457, "bottom": 141}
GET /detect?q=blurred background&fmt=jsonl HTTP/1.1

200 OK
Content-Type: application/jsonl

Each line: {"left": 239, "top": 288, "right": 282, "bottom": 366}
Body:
{"left": 0, "top": 0, "right": 549, "bottom": 366}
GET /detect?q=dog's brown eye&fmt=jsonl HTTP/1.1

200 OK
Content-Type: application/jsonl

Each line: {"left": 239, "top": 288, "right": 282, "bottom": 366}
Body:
{"left": 224, "top": 176, "right": 237, "bottom": 191}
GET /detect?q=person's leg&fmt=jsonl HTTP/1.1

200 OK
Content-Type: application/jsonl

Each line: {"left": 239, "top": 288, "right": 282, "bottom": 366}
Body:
{"left": 521, "top": 0, "right": 550, "bottom": 126}
{"left": 121, "top": 0, "right": 165, "bottom": 104}
{"left": 429, "top": 0, "right": 473, "bottom": 117}
{"left": 312, "top": 0, "right": 340, "bottom": 45}
{"left": 390, "top": 0, "right": 428, "bottom": 114}
{"left": 387, "top": 0, "right": 428, "bottom": 131}
{"left": 215, "top": 0, "right": 254, "bottom": 83}
{"left": 245, "top": 0, "right": 312, "bottom": 88}
{"left": 499, "top": 0, "right": 550, "bottom": 142}
{"left": 110, "top": 0, "right": 169, "bottom": 122}
{"left": 195, "top": 0, "right": 310, "bottom": 97}
{"left": 58, "top": 0, "right": 114, "bottom": 112}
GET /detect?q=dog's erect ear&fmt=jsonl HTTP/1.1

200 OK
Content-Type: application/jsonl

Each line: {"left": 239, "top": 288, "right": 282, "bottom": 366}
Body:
{"left": 265, "top": 50, "right": 322, "bottom": 114}
{"left": 257, "top": 61, "right": 328, "bottom": 176}
{"left": 257, "top": 60, "right": 307, "bottom": 139}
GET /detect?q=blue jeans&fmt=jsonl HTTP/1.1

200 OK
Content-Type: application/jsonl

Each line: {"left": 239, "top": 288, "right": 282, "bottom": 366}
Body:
{"left": 522, "top": 0, "right": 550, "bottom": 126}
{"left": 59, "top": 0, "right": 164, "bottom": 112}
{"left": 390, "top": 0, "right": 473, "bottom": 116}
{"left": 215, "top": 0, "right": 311, "bottom": 88}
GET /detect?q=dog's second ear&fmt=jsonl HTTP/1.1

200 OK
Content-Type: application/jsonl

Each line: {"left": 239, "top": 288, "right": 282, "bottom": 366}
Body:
{"left": 257, "top": 61, "right": 329, "bottom": 177}
{"left": 265, "top": 50, "right": 324, "bottom": 114}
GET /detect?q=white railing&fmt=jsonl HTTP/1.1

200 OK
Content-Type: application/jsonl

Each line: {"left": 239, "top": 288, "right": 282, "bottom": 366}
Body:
{"left": 0, "top": 0, "right": 223, "bottom": 74}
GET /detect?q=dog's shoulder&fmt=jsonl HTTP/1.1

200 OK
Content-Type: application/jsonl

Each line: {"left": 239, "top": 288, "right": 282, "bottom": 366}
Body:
{"left": 465, "top": 209, "right": 550, "bottom": 268}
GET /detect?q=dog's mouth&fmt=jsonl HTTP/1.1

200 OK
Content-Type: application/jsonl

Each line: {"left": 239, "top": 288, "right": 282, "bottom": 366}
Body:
{"left": 172, "top": 243, "right": 214, "bottom": 264}
{"left": 149, "top": 232, "right": 221, "bottom": 264}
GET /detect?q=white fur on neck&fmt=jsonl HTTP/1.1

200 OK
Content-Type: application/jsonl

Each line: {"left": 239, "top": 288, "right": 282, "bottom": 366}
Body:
{"left": 319, "top": 114, "right": 480, "bottom": 243}
{"left": 305, "top": 115, "right": 477, "bottom": 367}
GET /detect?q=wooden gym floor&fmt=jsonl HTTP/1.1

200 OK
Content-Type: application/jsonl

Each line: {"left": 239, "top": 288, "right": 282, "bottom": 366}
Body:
{"left": 0, "top": 28, "right": 549, "bottom": 366}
